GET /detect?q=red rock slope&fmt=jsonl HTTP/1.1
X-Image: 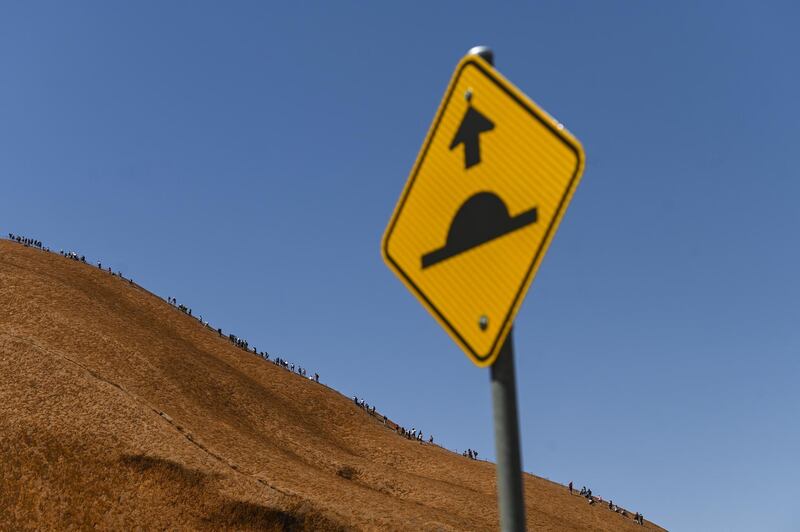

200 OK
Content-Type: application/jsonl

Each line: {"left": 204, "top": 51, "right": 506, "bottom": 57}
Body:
{"left": 0, "top": 240, "right": 664, "bottom": 530}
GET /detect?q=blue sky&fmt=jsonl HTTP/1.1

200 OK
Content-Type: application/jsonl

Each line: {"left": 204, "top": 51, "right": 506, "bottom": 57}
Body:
{"left": 2, "top": 2, "right": 799, "bottom": 530}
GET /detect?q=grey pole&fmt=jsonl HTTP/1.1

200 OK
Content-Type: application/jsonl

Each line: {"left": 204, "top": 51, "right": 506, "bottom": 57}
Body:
{"left": 466, "top": 45, "right": 527, "bottom": 531}
{"left": 490, "top": 329, "right": 527, "bottom": 531}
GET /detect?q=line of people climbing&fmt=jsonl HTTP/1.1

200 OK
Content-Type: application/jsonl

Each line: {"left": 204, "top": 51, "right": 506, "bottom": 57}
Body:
{"left": 8, "top": 233, "right": 45, "bottom": 250}
{"left": 463, "top": 448, "right": 479, "bottom": 460}
{"left": 271, "top": 356, "right": 319, "bottom": 383}
{"left": 352, "top": 396, "right": 439, "bottom": 446}
{"left": 165, "top": 294, "right": 323, "bottom": 384}
{"left": 569, "top": 481, "right": 646, "bottom": 526}
{"left": 7, "top": 233, "right": 133, "bottom": 284}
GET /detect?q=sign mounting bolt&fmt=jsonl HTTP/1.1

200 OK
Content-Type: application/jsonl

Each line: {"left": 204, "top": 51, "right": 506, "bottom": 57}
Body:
{"left": 465, "top": 88, "right": 473, "bottom": 102}
{"left": 479, "top": 315, "right": 489, "bottom": 331}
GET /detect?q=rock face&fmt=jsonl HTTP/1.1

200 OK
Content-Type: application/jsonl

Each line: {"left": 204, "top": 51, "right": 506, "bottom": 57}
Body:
{"left": 0, "top": 240, "right": 663, "bottom": 530}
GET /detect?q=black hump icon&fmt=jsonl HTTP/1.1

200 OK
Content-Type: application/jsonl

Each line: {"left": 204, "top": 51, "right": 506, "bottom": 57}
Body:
{"left": 422, "top": 192, "right": 537, "bottom": 269}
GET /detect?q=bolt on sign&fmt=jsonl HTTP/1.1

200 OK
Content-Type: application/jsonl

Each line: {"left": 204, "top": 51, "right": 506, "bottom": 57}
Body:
{"left": 382, "top": 54, "right": 585, "bottom": 367}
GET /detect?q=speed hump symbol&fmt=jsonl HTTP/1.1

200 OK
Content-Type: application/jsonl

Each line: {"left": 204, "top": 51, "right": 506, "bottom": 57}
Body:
{"left": 382, "top": 55, "right": 585, "bottom": 367}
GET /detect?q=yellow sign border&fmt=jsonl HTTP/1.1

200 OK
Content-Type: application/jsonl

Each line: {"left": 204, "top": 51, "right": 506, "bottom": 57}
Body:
{"left": 382, "top": 55, "right": 585, "bottom": 367}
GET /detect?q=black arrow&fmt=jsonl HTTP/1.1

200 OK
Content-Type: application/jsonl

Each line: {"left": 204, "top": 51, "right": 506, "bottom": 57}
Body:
{"left": 449, "top": 105, "right": 495, "bottom": 169}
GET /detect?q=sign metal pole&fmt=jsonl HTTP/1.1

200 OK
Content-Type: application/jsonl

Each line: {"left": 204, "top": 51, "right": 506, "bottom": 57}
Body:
{"left": 466, "top": 45, "right": 527, "bottom": 532}
{"left": 490, "top": 327, "right": 526, "bottom": 531}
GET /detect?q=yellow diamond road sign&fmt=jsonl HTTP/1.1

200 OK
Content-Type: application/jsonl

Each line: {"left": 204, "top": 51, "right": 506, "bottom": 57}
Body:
{"left": 382, "top": 55, "right": 585, "bottom": 367}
